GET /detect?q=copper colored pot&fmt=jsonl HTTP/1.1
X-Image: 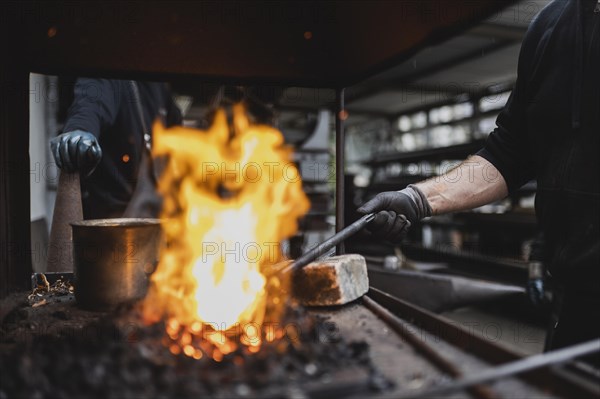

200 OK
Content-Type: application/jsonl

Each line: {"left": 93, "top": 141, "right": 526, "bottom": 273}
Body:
{"left": 71, "top": 218, "right": 162, "bottom": 310}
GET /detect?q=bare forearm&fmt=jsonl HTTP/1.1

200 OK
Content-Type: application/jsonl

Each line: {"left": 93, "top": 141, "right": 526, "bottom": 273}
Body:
{"left": 414, "top": 155, "right": 508, "bottom": 215}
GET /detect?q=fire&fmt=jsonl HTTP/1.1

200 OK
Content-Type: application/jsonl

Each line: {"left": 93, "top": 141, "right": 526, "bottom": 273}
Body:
{"left": 143, "top": 104, "right": 310, "bottom": 358}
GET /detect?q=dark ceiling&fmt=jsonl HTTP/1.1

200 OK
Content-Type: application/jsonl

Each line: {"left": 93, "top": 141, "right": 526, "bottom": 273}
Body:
{"left": 273, "top": 0, "right": 550, "bottom": 125}
{"left": 9, "top": 1, "right": 516, "bottom": 88}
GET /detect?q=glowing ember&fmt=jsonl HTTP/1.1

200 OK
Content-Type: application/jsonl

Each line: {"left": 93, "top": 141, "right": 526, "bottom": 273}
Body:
{"left": 143, "top": 104, "right": 310, "bottom": 358}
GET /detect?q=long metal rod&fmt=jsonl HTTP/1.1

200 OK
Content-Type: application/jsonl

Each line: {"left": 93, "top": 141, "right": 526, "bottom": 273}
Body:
{"left": 280, "top": 213, "right": 374, "bottom": 274}
{"left": 362, "top": 295, "right": 499, "bottom": 399}
{"left": 395, "top": 339, "right": 600, "bottom": 399}
{"left": 367, "top": 288, "right": 600, "bottom": 398}
{"left": 335, "top": 88, "right": 345, "bottom": 255}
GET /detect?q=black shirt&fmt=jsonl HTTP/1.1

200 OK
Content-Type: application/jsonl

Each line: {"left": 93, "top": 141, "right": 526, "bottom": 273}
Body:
{"left": 477, "top": 0, "right": 600, "bottom": 290}
{"left": 63, "top": 79, "right": 182, "bottom": 219}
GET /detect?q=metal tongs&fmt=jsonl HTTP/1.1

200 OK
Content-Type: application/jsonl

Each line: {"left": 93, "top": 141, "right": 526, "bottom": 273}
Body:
{"left": 277, "top": 213, "right": 375, "bottom": 275}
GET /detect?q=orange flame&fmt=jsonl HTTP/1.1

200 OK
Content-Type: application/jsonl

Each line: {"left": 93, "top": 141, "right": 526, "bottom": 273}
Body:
{"left": 143, "top": 104, "right": 310, "bottom": 356}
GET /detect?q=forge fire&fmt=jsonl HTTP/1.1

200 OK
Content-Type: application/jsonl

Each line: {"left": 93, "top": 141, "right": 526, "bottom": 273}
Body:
{"left": 143, "top": 104, "right": 310, "bottom": 358}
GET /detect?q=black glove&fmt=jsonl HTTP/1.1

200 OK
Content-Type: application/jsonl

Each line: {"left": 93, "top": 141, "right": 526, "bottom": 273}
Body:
{"left": 526, "top": 259, "right": 546, "bottom": 307}
{"left": 526, "top": 277, "right": 545, "bottom": 307}
{"left": 357, "top": 186, "right": 431, "bottom": 243}
{"left": 526, "top": 234, "right": 547, "bottom": 307}
{"left": 50, "top": 131, "right": 102, "bottom": 177}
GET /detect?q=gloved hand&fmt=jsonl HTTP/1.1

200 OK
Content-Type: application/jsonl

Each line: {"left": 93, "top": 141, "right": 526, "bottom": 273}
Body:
{"left": 526, "top": 260, "right": 546, "bottom": 307}
{"left": 357, "top": 185, "right": 432, "bottom": 243}
{"left": 526, "top": 278, "right": 545, "bottom": 307}
{"left": 50, "top": 131, "right": 102, "bottom": 177}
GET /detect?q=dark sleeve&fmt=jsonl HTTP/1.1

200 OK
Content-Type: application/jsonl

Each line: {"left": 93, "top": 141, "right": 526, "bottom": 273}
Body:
{"left": 63, "top": 78, "right": 122, "bottom": 138}
{"left": 476, "top": 93, "right": 534, "bottom": 193}
{"left": 476, "top": 19, "right": 542, "bottom": 192}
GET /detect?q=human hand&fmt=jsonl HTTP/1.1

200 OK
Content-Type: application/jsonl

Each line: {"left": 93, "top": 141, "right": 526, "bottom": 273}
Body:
{"left": 526, "top": 278, "right": 545, "bottom": 307}
{"left": 357, "top": 191, "right": 420, "bottom": 242}
{"left": 526, "top": 260, "right": 546, "bottom": 307}
{"left": 50, "top": 131, "right": 102, "bottom": 177}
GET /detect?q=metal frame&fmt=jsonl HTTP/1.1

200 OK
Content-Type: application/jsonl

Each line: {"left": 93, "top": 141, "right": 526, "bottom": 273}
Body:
{"left": 335, "top": 88, "right": 346, "bottom": 255}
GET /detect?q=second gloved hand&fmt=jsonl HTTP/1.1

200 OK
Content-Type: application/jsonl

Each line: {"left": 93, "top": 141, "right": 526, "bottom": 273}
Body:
{"left": 50, "top": 131, "right": 102, "bottom": 177}
{"left": 526, "top": 278, "right": 545, "bottom": 307}
{"left": 357, "top": 185, "right": 432, "bottom": 243}
{"left": 526, "top": 258, "right": 546, "bottom": 307}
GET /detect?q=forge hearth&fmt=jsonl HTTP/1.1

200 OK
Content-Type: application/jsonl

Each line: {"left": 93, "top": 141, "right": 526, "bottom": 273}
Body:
{"left": 2, "top": 284, "right": 593, "bottom": 399}
{"left": 0, "top": 290, "right": 390, "bottom": 399}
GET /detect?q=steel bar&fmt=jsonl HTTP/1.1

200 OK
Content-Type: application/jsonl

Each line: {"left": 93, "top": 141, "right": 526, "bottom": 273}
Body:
{"left": 367, "top": 268, "right": 524, "bottom": 313}
{"left": 335, "top": 88, "right": 345, "bottom": 255}
{"left": 395, "top": 339, "right": 600, "bottom": 399}
{"left": 362, "top": 295, "right": 499, "bottom": 399}
{"left": 279, "top": 213, "right": 374, "bottom": 274}
{"left": 367, "top": 288, "right": 600, "bottom": 398}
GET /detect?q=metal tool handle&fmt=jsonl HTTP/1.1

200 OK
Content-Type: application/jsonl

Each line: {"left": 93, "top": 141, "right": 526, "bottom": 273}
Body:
{"left": 281, "top": 213, "right": 375, "bottom": 274}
